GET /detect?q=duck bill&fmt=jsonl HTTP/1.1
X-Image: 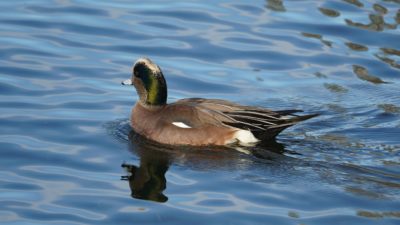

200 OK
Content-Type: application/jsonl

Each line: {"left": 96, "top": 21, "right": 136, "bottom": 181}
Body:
{"left": 121, "top": 79, "right": 133, "bottom": 85}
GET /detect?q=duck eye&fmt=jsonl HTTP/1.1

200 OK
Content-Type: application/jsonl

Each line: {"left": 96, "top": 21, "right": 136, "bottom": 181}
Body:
{"left": 134, "top": 63, "right": 148, "bottom": 78}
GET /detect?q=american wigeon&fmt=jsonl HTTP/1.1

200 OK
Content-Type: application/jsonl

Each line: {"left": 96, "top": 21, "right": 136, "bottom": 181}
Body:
{"left": 122, "top": 58, "right": 317, "bottom": 146}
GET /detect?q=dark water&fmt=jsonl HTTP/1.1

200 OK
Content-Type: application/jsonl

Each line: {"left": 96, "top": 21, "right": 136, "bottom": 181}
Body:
{"left": 1, "top": 0, "right": 400, "bottom": 224}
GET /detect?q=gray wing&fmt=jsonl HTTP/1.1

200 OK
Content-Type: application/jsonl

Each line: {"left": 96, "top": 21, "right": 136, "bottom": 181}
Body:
{"left": 174, "top": 98, "right": 318, "bottom": 140}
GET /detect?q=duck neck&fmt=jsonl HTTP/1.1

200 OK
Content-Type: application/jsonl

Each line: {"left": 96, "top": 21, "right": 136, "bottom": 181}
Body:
{"left": 144, "top": 82, "right": 167, "bottom": 106}
{"left": 137, "top": 100, "right": 164, "bottom": 111}
{"left": 134, "top": 77, "right": 167, "bottom": 108}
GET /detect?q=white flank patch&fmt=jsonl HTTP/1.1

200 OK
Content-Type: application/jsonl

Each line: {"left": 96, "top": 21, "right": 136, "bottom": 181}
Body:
{"left": 172, "top": 122, "right": 191, "bottom": 128}
{"left": 234, "top": 130, "right": 259, "bottom": 145}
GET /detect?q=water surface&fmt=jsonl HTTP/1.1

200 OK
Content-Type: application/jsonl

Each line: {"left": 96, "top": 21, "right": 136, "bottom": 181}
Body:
{"left": 0, "top": 0, "right": 399, "bottom": 224}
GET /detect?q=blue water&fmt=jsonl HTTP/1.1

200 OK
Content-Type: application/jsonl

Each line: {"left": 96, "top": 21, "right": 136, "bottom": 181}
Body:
{"left": 1, "top": 0, "right": 400, "bottom": 224}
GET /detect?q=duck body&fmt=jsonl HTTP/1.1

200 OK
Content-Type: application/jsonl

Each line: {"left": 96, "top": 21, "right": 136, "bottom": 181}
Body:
{"left": 131, "top": 100, "right": 237, "bottom": 146}
{"left": 123, "top": 58, "right": 317, "bottom": 146}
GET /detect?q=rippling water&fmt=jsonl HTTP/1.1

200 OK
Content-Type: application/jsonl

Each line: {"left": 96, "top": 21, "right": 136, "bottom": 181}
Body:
{"left": 1, "top": 0, "right": 400, "bottom": 224}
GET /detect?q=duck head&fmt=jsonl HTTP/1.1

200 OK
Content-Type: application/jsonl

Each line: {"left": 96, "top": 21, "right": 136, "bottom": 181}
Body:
{"left": 122, "top": 58, "right": 167, "bottom": 107}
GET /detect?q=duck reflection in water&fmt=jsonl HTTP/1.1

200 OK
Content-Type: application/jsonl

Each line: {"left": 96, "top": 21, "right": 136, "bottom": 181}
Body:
{"left": 121, "top": 130, "right": 172, "bottom": 202}
{"left": 121, "top": 154, "right": 169, "bottom": 203}
{"left": 122, "top": 129, "right": 288, "bottom": 203}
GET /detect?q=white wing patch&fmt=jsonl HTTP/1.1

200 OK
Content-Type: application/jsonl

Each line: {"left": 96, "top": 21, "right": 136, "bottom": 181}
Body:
{"left": 172, "top": 122, "right": 192, "bottom": 128}
{"left": 233, "top": 130, "right": 259, "bottom": 145}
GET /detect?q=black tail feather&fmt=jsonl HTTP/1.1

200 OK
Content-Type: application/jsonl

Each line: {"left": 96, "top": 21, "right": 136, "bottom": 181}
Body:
{"left": 285, "top": 113, "right": 319, "bottom": 123}
{"left": 274, "top": 109, "right": 304, "bottom": 115}
{"left": 254, "top": 113, "right": 318, "bottom": 141}
{"left": 253, "top": 123, "right": 295, "bottom": 140}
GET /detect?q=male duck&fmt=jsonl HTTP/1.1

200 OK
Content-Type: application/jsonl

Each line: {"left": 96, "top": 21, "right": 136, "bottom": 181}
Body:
{"left": 122, "top": 58, "right": 317, "bottom": 146}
